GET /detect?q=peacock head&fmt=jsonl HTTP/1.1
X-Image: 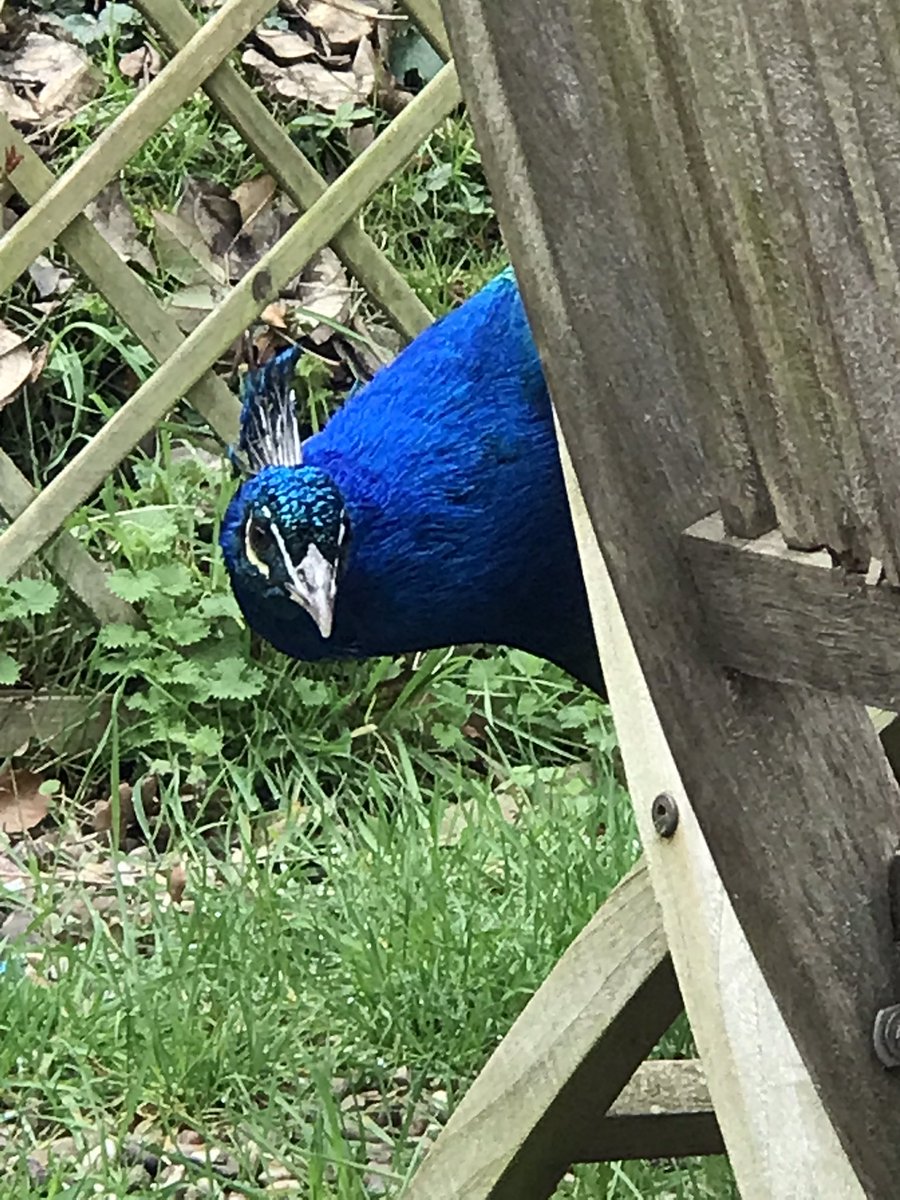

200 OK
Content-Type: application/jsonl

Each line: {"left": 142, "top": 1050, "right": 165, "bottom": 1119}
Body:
{"left": 226, "top": 347, "right": 349, "bottom": 639}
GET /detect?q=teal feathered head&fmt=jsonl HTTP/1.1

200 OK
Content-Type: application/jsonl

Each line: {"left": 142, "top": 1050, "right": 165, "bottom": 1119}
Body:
{"left": 225, "top": 347, "right": 349, "bottom": 639}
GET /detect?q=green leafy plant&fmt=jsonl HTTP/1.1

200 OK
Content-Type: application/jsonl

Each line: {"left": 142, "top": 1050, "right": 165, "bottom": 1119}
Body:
{"left": 0, "top": 578, "right": 61, "bottom": 685}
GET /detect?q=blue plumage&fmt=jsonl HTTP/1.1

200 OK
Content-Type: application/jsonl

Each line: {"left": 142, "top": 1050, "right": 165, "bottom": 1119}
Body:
{"left": 220, "top": 268, "right": 603, "bottom": 693}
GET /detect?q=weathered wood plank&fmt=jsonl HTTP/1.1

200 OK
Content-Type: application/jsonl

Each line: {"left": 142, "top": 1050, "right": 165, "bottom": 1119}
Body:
{"left": 582, "top": 1060, "right": 722, "bottom": 1163}
{"left": 139, "top": 0, "right": 436, "bottom": 341}
{"left": 683, "top": 513, "right": 900, "bottom": 710}
{"left": 0, "top": 62, "right": 461, "bottom": 580}
{"left": 0, "top": 450, "right": 137, "bottom": 627}
{"left": 404, "top": 861, "right": 682, "bottom": 1200}
{"left": 0, "top": 693, "right": 112, "bottom": 757}
{"left": 0, "top": 0, "right": 278, "bottom": 296}
{"left": 0, "top": 115, "right": 239, "bottom": 446}
{"left": 560, "top": 444, "right": 861, "bottom": 1198}
{"left": 442, "top": 1, "right": 900, "bottom": 1192}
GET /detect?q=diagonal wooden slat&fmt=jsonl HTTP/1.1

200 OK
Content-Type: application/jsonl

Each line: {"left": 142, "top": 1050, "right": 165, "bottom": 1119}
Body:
{"left": 0, "top": 116, "right": 240, "bottom": 446}
{"left": 0, "top": 62, "right": 461, "bottom": 581}
{"left": 398, "top": 0, "right": 452, "bottom": 57}
{"left": 0, "top": 0, "right": 278, "bottom": 296}
{"left": 138, "top": 0, "right": 435, "bottom": 342}
{"left": 0, "top": 451, "right": 137, "bottom": 626}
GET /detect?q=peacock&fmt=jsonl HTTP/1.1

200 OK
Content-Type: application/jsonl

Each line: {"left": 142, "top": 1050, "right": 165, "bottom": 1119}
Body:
{"left": 220, "top": 267, "right": 604, "bottom": 695}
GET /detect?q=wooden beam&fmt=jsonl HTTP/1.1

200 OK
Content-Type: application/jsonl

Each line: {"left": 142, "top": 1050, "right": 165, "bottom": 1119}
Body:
{"left": 560, "top": 448, "right": 862, "bottom": 1198}
{"left": 684, "top": 513, "right": 900, "bottom": 710}
{"left": 583, "top": 1060, "right": 722, "bottom": 1163}
{"left": 0, "top": 693, "right": 112, "bottom": 758}
{"left": 404, "top": 862, "right": 683, "bottom": 1200}
{"left": 441, "top": 1, "right": 900, "bottom": 1192}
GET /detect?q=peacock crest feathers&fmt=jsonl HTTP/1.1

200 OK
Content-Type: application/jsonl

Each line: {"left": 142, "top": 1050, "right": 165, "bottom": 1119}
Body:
{"left": 234, "top": 345, "right": 305, "bottom": 477}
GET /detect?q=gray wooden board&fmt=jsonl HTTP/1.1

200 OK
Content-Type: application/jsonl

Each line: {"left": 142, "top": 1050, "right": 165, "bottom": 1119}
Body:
{"left": 440, "top": 0, "right": 900, "bottom": 1192}
{"left": 684, "top": 513, "right": 900, "bottom": 711}
{"left": 0, "top": 693, "right": 112, "bottom": 757}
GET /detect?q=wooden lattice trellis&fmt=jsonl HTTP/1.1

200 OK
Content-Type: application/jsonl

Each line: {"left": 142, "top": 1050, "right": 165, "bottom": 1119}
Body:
{"left": 0, "top": 0, "right": 455, "bottom": 615}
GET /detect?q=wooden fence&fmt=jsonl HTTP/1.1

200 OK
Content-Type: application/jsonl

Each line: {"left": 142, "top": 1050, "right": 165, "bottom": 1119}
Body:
{"left": 0, "top": 0, "right": 459, "bottom": 753}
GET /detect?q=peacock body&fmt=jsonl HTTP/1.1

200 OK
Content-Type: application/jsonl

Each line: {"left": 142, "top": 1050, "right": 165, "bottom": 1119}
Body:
{"left": 220, "top": 268, "right": 603, "bottom": 693}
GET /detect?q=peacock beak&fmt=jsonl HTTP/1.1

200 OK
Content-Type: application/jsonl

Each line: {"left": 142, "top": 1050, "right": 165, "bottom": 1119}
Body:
{"left": 282, "top": 542, "right": 337, "bottom": 639}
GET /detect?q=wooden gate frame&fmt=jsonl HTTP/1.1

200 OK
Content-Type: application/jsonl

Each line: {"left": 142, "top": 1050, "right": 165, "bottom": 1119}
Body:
{"left": 405, "top": 0, "right": 900, "bottom": 1195}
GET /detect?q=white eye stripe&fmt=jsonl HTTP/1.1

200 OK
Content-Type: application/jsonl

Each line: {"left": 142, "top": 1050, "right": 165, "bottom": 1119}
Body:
{"left": 243, "top": 518, "right": 271, "bottom": 578}
{"left": 267, "top": 521, "right": 297, "bottom": 577}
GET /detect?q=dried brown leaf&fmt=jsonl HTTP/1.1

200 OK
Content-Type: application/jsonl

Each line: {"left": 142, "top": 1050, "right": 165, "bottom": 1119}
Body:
{"left": 85, "top": 180, "right": 156, "bottom": 273}
{"left": 0, "top": 320, "right": 32, "bottom": 410}
{"left": 231, "top": 173, "right": 277, "bottom": 225}
{"left": 28, "top": 255, "right": 74, "bottom": 299}
{"left": 260, "top": 301, "right": 289, "bottom": 329}
{"left": 166, "top": 863, "right": 186, "bottom": 903}
{"left": 242, "top": 48, "right": 372, "bottom": 111}
{"left": 291, "top": 247, "right": 351, "bottom": 342}
{"left": 118, "top": 43, "right": 162, "bottom": 82}
{"left": 305, "top": 0, "right": 379, "bottom": 48}
{"left": 153, "top": 211, "right": 226, "bottom": 286}
{"left": 254, "top": 28, "right": 316, "bottom": 62}
{"left": 176, "top": 176, "right": 241, "bottom": 256}
{"left": 351, "top": 31, "right": 377, "bottom": 95}
{"left": 0, "top": 33, "right": 98, "bottom": 123}
{"left": 90, "top": 782, "right": 134, "bottom": 839}
{"left": 0, "top": 769, "right": 48, "bottom": 834}
{"left": 28, "top": 342, "right": 49, "bottom": 383}
{"left": 0, "top": 80, "right": 38, "bottom": 124}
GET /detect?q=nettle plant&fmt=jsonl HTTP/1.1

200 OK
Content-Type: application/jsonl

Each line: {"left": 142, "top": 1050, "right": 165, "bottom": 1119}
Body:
{"left": 88, "top": 450, "right": 271, "bottom": 771}
{"left": 0, "top": 578, "right": 62, "bottom": 686}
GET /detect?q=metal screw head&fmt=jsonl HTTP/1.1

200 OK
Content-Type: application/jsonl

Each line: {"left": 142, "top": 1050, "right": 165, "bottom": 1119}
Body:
{"left": 652, "top": 792, "right": 679, "bottom": 838}
{"left": 873, "top": 1005, "right": 900, "bottom": 1067}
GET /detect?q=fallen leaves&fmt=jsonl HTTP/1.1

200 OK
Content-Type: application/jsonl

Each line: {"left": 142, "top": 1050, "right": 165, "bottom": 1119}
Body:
{"left": 242, "top": 0, "right": 381, "bottom": 112}
{"left": 0, "top": 321, "right": 32, "bottom": 411}
{"left": 0, "top": 32, "right": 99, "bottom": 127}
{"left": 152, "top": 173, "right": 353, "bottom": 341}
{"left": 117, "top": 42, "right": 162, "bottom": 84}
{"left": 242, "top": 47, "right": 371, "bottom": 111}
{"left": 85, "top": 179, "right": 156, "bottom": 273}
{"left": 0, "top": 768, "right": 49, "bottom": 834}
{"left": 306, "top": 0, "right": 380, "bottom": 48}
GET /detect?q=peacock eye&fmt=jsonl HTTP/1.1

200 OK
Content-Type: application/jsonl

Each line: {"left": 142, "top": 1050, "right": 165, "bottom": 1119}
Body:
{"left": 247, "top": 518, "right": 273, "bottom": 559}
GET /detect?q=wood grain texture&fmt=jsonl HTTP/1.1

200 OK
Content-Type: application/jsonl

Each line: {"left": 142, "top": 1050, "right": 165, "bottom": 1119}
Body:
{"left": 403, "top": 863, "right": 682, "bottom": 1200}
{"left": 0, "top": 63, "right": 461, "bottom": 581}
{"left": 684, "top": 513, "right": 900, "bottom": 710}
{"left": 140, "top": 0, "right": 434, "bottom": 341}
{"left": 441, "top": 1, "right": 900, "bottom": 1191}
{"left": 561, "top": 447, "right": 862, "bottom": 1198}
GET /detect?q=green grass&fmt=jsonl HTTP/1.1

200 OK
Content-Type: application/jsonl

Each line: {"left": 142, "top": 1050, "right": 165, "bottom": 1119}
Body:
{"left": 0, "top": 10, "right": 736, "bottom": 1197}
